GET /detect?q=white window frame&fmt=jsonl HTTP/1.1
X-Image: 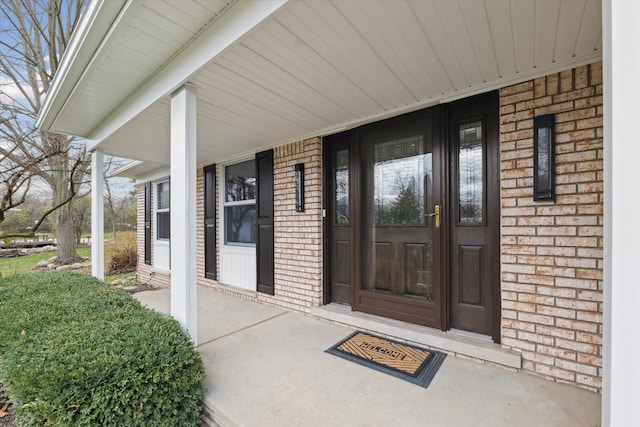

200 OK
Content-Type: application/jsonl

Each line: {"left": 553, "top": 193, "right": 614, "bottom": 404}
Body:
{"left": 156, "top": 180, "right": 170, "bottom": 241}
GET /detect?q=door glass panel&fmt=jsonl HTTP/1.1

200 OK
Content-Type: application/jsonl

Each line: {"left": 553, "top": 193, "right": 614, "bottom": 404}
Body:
{"left": 373, "top": 135, "right": 430, "bottom": 225}
{"left": 335, "top": 149, "right": 349, "bottom": 224}
{"left": 362, "top": 129, "right": 434, "bottom": 301}
{"left": 458, "top": 121, "right": 484, "bottom": 224}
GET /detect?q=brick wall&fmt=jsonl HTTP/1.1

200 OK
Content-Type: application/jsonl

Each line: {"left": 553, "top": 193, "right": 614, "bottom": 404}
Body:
{"left": 499, "top": 62, "right": 603, "bottom": 392}
{"left": 197, "top": 138, "right": 323, "bottom": 313}
{"left": 272, "top": 138, "right": 323, "bottom": 311}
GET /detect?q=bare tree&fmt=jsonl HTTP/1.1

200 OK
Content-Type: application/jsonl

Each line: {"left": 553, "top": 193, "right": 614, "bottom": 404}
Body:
{"left": 70, "top": 195, "right": 89, "bottom": 244}
{"left": 0, "top": 0, "right": 88, "bottom": 263}
{"left": 103, "top": 156, "right": 131, "bottom": 241}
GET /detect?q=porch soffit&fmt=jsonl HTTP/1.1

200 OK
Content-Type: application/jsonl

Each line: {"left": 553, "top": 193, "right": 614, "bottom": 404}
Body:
{"left": 43, "top": 0, "right": 602, "bottom": 166}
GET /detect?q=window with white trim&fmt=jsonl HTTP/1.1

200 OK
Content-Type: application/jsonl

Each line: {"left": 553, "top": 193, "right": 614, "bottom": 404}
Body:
{"left": 224, "top": 160, "right": 256, "bottom": 245}
{"left": 156, "top": 180, "right": 170, "bottom": 240}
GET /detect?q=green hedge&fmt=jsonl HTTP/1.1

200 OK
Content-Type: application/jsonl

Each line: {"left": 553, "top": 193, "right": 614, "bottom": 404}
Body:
{"left": 0, "top": 272, "right": 205, "bottom": 426}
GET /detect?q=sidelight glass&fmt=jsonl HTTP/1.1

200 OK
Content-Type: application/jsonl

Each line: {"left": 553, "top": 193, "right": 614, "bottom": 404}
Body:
{"left": 458, "top": 121, "right": 484, "bottom": 224}
{"left": 335, "top": 149, "right": 349, "bottom": 224}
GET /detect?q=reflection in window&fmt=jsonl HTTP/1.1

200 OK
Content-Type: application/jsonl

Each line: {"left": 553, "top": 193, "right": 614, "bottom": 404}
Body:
{"left": 373, "top": 135, "right": 430, "bottom": 225}
{"left": 458, "top": 121, "right": 484, "bottom": 224}
{"left": 156, "top": 181, "right": 170, "bottom": 239}
{"left": 225, "top": 206, "right": 256, "bottom": 244}
{"left": 224, "top": 160, "right": 256, "bottom": 244}
{"left": 335, "top": 149, "right": 349, "bottom": 224}
{"left": 225, "top": 160, "right": 256, "bottom": 202}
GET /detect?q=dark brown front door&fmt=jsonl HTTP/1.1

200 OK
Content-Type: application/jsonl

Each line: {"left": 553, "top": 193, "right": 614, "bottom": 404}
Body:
{"left": 325, "top": 92, "right": 499, "bottom": 340}
{"left": 448, "top": 93, "right": 500, "bottom": 340}
{"left": 355, "top": 110, "right": 443, "bottom": 328}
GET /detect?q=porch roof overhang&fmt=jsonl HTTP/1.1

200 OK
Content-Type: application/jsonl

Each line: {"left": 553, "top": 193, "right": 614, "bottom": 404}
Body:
{"left": 37, "top": 0, "right": 602, "bottom": 168}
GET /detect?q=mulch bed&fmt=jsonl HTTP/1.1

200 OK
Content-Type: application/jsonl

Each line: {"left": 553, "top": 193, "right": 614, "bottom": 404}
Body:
{"left": 0, "top": 385, "right": 15, "bottom": 427}
{"left": 0, "top": 412, "right": 15, "bottom": 427}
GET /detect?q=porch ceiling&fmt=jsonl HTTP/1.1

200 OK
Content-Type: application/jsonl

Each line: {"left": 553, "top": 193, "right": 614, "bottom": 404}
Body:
{"left": 41, "top": 0, "right": 602, "bottom": 167}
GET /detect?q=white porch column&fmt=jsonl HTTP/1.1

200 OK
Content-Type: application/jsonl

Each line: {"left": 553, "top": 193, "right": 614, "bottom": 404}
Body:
{"left": 90, "top": 149, "right": 104, "bottom": 280}
{"left": 602, "top": 1, "right": 640, "bottom": 426}
{"left": 170, "top": 84, "right": 198, "bottom": 344}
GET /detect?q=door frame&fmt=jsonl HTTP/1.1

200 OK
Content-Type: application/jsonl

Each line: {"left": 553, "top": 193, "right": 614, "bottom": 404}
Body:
{"left": 323, "top": 92, "right": 500, "bottom": 341}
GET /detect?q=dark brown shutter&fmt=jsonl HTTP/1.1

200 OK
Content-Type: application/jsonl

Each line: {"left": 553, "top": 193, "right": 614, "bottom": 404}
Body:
{"left": 204, "top": 165, "right": 217, "bottom": 280}
{"left": 256, "top": 149, "right": 274, "bottom": 295}
{"left": 144, "top": 182, "right": 151, "bottom": 265}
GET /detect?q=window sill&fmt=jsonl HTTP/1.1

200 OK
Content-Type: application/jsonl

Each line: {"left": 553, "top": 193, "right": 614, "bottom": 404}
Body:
{"left": 150, "top": 267, "right": 171, "bottom": 276}
{"left": 220, "top": 245, "right": 256, "bottom": 255}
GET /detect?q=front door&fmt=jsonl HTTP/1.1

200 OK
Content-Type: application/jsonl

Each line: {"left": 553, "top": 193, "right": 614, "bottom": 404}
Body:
{"left": 326, "top": 92, "right": 499, "bottom": 339}
{"left": 355, "top": 109, "right": 443, "bottom": 328}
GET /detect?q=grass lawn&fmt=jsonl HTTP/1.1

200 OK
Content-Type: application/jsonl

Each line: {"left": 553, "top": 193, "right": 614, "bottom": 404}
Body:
{"left": 0, "top": 246, "right": 91, "bottom": 276}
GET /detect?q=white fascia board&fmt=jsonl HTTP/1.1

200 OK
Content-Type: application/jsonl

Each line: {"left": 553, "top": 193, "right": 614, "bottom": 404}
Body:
{"left": 133, "top": 167, "right": 171, "bottom": 185}
{"left": 112, "top": 159, "right": 143, "bottom": 176}
{"left": 36, "top": 0, "right": 127, "bottom": 131}
{"left": 113, "top": 160, "right": 168, "bottom": 179}
{"left": 86, "top": 0, "right": 288, "bottom": 151}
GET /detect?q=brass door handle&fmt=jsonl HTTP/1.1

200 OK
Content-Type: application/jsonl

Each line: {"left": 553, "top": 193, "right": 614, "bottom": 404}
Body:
{"left": 424, "top": 204, "right": 440, "bottom": 228}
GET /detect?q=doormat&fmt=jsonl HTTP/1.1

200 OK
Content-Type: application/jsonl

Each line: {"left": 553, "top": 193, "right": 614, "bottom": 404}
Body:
{"left": 326, "top": 331, "right": 446, "bottom": 388}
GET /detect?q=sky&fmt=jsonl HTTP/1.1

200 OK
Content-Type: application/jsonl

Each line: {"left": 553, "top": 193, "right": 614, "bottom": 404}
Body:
{"left": 0, "top": 0, "right": 134, "bottom": 203}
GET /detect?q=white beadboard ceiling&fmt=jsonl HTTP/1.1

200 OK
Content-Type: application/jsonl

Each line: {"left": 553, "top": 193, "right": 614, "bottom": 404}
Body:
{"left": 45, "top": 0, "right": 602, "bottom": 167}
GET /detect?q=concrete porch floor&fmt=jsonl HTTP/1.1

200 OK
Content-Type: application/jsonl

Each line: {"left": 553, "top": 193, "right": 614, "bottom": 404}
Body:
{"left": 134, "top": 286, "right": 601, "bottom": 427}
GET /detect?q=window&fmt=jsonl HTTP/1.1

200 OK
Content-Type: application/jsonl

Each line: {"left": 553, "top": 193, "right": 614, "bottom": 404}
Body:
{"left": 224, "top": 160, "right": 256, "bottom": 244}
{"left": 156, "top": 181, "right": 170, "bottom": 240}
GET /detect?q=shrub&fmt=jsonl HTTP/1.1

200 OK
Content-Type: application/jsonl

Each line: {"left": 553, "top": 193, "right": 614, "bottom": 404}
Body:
{"left": 0, "top": 272, "right": 205, "bottom": 426}
{"left": 106, "top": 231, "right": 137, "bottom": 275}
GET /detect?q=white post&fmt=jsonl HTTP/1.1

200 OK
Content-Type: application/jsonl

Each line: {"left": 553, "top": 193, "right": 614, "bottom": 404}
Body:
{"left": 602, "top": 1, "right": 640, "bottom": 426}
{"left": 91, "top": 149, "right": 104, "bottom": 280}
{"left": 170, "top": 84, "right": 198, "bottom": 344}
